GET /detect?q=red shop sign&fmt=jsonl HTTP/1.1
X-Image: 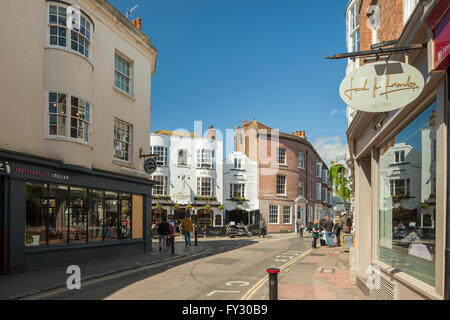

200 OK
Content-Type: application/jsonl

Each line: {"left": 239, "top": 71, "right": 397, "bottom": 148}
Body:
{"left": 426, "top": 0, "right": 450, "bottom": 71}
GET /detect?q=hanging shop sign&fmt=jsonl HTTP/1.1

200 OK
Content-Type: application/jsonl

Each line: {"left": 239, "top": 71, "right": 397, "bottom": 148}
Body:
{"left": 339, "top": 61, "right": 424, "bottom": 113}
{"left": 143, "top": 158, "right": 157, "bottom": 175}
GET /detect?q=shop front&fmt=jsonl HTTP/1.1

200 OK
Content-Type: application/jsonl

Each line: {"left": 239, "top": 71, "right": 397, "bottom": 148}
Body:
{"left": 345, "top": 37, "right": 448, "bottom": 301}
{"left": 0, "top": 150, "right": 153, "bottom": 274}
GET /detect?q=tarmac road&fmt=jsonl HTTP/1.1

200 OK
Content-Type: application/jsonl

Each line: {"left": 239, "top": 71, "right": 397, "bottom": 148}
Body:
{"left": 24, "top": 233, "right": 309, "bottom": 300}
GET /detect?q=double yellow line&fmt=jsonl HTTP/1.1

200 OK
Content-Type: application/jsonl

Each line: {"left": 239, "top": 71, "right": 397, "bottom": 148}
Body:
{"left": 240, "top": 248, "right": 313, "bottom": 300}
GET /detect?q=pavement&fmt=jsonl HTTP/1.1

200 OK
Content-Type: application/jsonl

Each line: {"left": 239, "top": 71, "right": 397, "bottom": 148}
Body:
{"left": 255, "top": 233, "right": 368, "bottom": 300}
{"left": 0, "top": 239, "right": 206, "bottom": 300}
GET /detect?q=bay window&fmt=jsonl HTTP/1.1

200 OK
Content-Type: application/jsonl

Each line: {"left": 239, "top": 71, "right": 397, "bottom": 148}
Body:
{"left": 48, "top": 3, "right": 92, "bottom": 60}
{"left": 47, "top": 91, "right": 91, "bottom": 144}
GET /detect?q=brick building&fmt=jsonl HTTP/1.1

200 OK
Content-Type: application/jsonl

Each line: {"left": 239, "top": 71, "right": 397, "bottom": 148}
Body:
{"left": 235, "top": 119, "right": 333, "bottom": 233}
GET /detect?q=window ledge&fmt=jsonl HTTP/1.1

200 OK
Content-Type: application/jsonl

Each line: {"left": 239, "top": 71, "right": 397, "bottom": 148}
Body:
{"left": 113, "top": 159, "right": 134, "bottom": 168}
{"left": 113, "top": 86, "right": 135, "bottom": 101}
{"left": 45, "top": 136, "right": 92, "bottom": 149}
{"left": 373, "top": 259, "right": 442, "bottom": 300}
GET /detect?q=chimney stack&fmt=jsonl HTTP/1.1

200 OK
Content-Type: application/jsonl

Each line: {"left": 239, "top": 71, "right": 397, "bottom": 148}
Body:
{"left": 243, "top": 121, "right": 248, "bottom": 126}
{"left": 237, "top": 126, "right": 241, "bottom": 132}
{"left": 136, "top": 17, "right": 142, "bottom": 30}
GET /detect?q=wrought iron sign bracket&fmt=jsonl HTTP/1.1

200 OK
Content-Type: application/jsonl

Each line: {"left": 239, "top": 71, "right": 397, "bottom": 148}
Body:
{"left": 325, "top": 43, "right": 427, "bottom": 61}
{"left": 139, "top": 148, "right": 158, "bottom": 159}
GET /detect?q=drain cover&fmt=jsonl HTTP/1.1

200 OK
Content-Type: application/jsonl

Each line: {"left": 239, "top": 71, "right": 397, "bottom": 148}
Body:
{"left": 320, "top": 268, "right": 335, "bottom": 274}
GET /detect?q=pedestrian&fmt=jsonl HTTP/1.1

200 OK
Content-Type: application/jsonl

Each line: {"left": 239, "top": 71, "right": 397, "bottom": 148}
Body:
{"left": 181, "top": 213, "right": 194, "bottom": 247}
{"left": 167, "top": 219, "right": 175, "bottom": 248}
{"left": 157, "top": 217, "right": 170, "bottom": 253}
{"left": 319, "top": 215, "right": 327, "bottom": 246}
{"left": 340, "top": 214, "right": 351, "bottom": 234}
{"left": 324, "top": 215, "right": 334, "bottom": 247}
{"left": 307, "top": 221, "right": 312, "bottom": 234}
{"left": 259, "top": 218, "right": 267, "bottom": 238}
{"left": 311, "top": 219, "right": 320, "bottom": 249}
{"left": 296, "top": 218, "right": 302, "bottom": 238}
{"left": 334, "top": 216, "right": 341, "bottom": 247}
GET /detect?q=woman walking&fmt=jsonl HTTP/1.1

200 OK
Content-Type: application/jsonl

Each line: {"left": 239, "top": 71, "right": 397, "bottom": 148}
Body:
{"left": 311, "top": 219, "right": 320, "bottom": 249}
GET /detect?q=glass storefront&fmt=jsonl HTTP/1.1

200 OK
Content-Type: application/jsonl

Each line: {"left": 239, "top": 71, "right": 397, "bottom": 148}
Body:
{"left": 378, "top": 101, "right": 437, "bottom": 286}
{"left": 25, "top": 182, "right": 144, "bottom": 246}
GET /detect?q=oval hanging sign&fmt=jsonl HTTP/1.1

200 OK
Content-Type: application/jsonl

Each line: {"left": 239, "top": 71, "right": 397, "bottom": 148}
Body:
{"left": 339, "top": 61, "right": 424, "bottom": 113}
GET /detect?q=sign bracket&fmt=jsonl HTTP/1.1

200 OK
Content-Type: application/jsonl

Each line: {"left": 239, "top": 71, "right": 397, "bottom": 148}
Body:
{"left": 325, "top": 43, "right": 426, "bottom": 60}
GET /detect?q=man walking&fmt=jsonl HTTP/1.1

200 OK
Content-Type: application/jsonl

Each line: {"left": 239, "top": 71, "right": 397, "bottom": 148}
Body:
{"left": 181, "top": 213, "right": 194, "bottom": 247}
{"left": 157, "top": 217, "right": 171, "bottom": 253}
{"left": 296, "top": 218, "right": 304, "bottom": 238}
{"left": 324, "top": 215, "right": 334, "bottom": 247}
{"left": 259, "top": 218, "right": 267, "bottom": 238}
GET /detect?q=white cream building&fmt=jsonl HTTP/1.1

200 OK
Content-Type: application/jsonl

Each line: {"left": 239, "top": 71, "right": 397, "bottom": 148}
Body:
{"left": 0, "top": 0, "right": 158, "bottom": 274}
{"left": 223, "top": 151, "right": 259, "bottom": 226}
{"left": 149, "top": 129, "right": 224, "bottom": 231}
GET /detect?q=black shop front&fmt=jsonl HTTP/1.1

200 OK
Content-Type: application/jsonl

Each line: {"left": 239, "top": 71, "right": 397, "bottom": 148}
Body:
{"left": 0, "top": 149, "right": 154, "bottom": 274}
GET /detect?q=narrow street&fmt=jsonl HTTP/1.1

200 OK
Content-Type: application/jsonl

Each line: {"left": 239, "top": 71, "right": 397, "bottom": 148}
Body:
{"left": 22, "top": 234, "right": 364, "bottom": 300}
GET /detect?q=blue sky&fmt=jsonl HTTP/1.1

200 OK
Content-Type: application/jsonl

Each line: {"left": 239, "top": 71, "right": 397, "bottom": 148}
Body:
{"left": 109, "top": 0, "right": 349, "bottom": 164}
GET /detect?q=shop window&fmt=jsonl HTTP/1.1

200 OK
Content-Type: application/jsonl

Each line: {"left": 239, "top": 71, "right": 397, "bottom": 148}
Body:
{"left": 69, "top": 187, "right": 88, "bottom": 243}
{"left": 25, "top": 183, "right": 48, "bottom": 246}
{"left": 120, "top": 193, "right": 132, "bottom": 239}
{"left": 48, "top": 184, "right": 69, "bottom": 245}
{"left": 105, "top": 192, "right": 119, "bottom": 241}
{"left": 378, "top": 101, "right": 437, "bottom": 286}
{"left": 88, "top": 190, "right": 104, "bottom": 242}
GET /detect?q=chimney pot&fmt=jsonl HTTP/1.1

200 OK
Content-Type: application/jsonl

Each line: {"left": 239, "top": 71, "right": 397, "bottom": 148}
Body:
{"left": 136, "top": 17, "right": 142, "bottom": 30}
{"left": 132, "top": 19, "right": 136, "bottom": 26}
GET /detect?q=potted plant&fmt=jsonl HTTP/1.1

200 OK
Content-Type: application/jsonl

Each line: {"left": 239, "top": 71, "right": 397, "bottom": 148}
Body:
{"left": 204, "top": 204, "right": 211, "bottom": 212}
{"left": 218, "top": 204, "right": 224, "bottom": 211}
{"left": 186, "top": 204, "right": 192, "bottom": 212}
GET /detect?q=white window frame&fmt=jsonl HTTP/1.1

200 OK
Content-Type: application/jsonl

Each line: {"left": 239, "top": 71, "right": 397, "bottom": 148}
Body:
{"left": 178, "top": 149, "right": 188, "bottom": 166}
{"left": 269, "top": 205, "right": 279, "bottom": 225}
{"left": 347, "top": 0, "right": 360, "bottom": 53}
{"left": 152, "top": 175, "right": 168, "bottom": 196}
{"left": 197, "top": 149, "right": 215, "bottom": 169}
{"left": 394, "top": 150, "right": 405, "bottom": 163}
{"left": 151, "top": 146, "right": 168, "bottom": 166}
{"left": 197, "top": 177, "right": 215, "bottom": 197}
{"left": 234, "top": 158, "right": 242, "bottom": 169}
{"left": 113, "top": 119, "right": 132, "bottom": 163}
{"left": 322, "top": 188, "right": 327, "bottom": 203}
{"left": 46, "top": 2, "right": 92, "bottom": 62}
{"left": 316, "top": 183, "right": 322, "bottom": 201}
{"left": 230, "top": 183, "right": 245, "bottom": 199}
{"left": 389, "top": 178, "right": 411, "bottom": 196}
{"left": 298, "top": 152, "right": 305, "bottom": 169}
{"left": 316, "top": 162, "right": 322, "bottom": 178}
{"left": 278, "top": 148, "right": 287, "bottom": 165}
{"left": 299, "top": 179, "right": 304, "bottom": 197}
{"left": 276, "top": 175, "right": 287, "bottom": 196}
{"left": 114, "top": 52, "right": 134, "bottom": 96}
{"left": 403, "top": 0, "right": 419, "bottom": 24}
{"left": 323, "top": 169, "right": 328, "bottom": 184}
{"left": 45, "top": 90, "right": 92, "bottom": 146}
{"left": 282, "top": 205, "right": 292, "bottom": 225}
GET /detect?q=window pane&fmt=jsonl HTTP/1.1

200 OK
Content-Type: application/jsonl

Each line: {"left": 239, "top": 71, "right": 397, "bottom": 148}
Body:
{"left": 120, "top": 193, "right": 132, "bottom": 239}
{"left": 88, "top": 190, "right": 104, "bottom": 242}
{"left": 378, "top": 102, "right": 437, "bottom": 286}
{"left": 69, "top": 187, "right": 87, "bottom": 243}
{"left": 48, "top": 185, "right": 68, "bottom": 245}
{"left": 25, "top": 183, "right": 48, "bottom": 246}
{"left": 105, "top": 192, "right": 119, "bottom": 240}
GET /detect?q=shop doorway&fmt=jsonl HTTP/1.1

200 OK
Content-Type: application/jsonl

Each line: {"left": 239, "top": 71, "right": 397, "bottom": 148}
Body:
{"left": 226, "top": 209, "right": 249, "bottom": 225}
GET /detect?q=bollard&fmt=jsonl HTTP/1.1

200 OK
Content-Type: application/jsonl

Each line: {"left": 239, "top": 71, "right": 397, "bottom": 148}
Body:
{"left": 266, "top": 268, "right": 280, "bottom": 300}
{"left": 171, "top": 236, "right": 175, "bottom": 256}
{"left": 195, "top": 229, "right": 198, "bottom": 246}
